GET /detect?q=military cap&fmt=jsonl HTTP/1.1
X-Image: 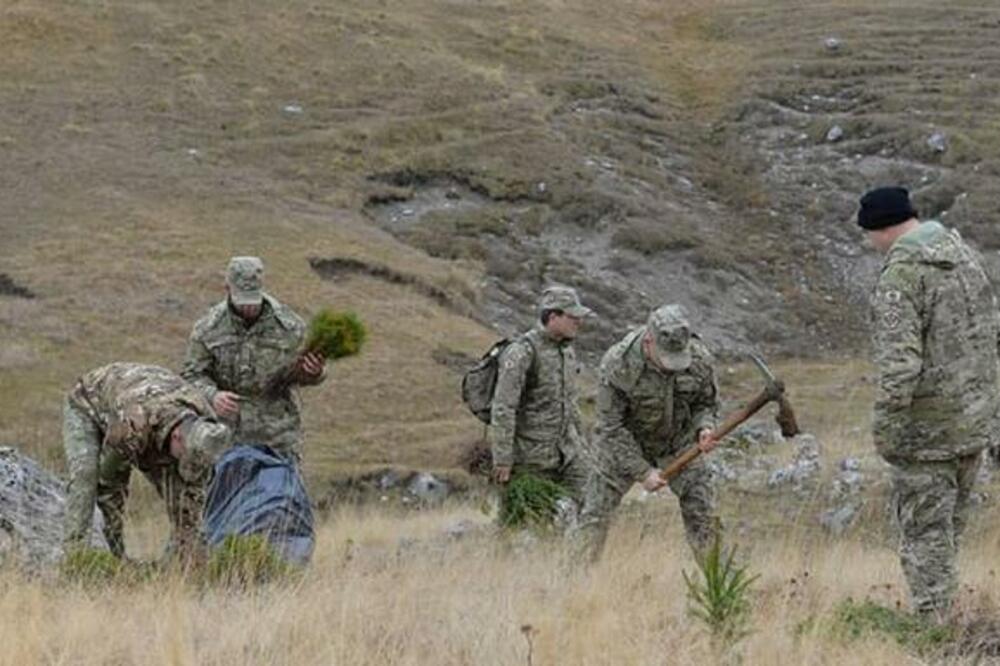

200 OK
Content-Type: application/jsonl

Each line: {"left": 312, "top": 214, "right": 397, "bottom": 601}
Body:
{"left": 648, "top": 304, "right": 693, "bottom": 371}
{"left": 226, "top": 256, "right": 264, "bottom": 306}
{"left": 538, "top": 285, "right": 593, "bottom": 318}
{"left": 176, "top": 416, "right": 231, "bottom": 481}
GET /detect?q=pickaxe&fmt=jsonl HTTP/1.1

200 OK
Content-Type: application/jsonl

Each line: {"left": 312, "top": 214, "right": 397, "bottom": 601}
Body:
{"left": 659, "top": 352, "right": 800, "bottom": 482}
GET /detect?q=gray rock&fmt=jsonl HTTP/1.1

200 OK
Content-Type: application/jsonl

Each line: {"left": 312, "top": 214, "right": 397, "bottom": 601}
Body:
{"left": 729, "top": 422, "right": 780, "bottom": 448}
{"left": 377, "top": 468, "right": 405, "bottom": 491}
{"left": 766, "top": 434, "right": 822, "bottom": 489}
{"left": 826, "top": 125, "right": 845, "bottom": 143}
{"left": 794, "top": 434, "right": 822, "bottom": 461}
{"left": 0, "top": 446, "right": 107, "bottom": 571}
{"left": 443, "top": 519, "right": 479, "bottom": 540}
{"left": 927, "top": 132, "right": 948, "bottom": 153}
{"left": 820, "top": 502, "right": 860, "bottom": 535}
{"left": 767, "top": 468, "right": 792, "bottom": 487}
{"left": 553, "top": 497, "right": 580, "bottom": 533}
{"left": 406, "top": 472, "right": 450, "bottom": 505}
{"left": 832, "top": 470, "right": 864, "bottom": 498}
{"left": 840, "top": 457, "right": 861, "bottom": 472}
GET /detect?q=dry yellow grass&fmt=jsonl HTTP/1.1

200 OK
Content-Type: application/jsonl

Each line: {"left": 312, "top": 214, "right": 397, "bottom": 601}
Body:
{"left": 4, "top": 485, "right": 999, "bottom": 666}
{"left": 3, "top": 1, "right": 999, "bottom": 662}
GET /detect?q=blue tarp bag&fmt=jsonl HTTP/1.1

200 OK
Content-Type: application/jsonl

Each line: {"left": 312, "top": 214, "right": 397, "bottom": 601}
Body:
{"left": 203, "top": 444, "right": 315, "bottom": 566}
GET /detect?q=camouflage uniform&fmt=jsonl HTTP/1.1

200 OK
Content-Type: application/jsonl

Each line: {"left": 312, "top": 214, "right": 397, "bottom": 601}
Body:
{"left": 489, "top": 286, "right": 593, "bottom": 507}
{"left": 870, "top": 220, "right": 1000, "bottom": 616}
{"left": 182, "top": 257, "right": 325, "bottom": 459}
{"left": 576, "top": 306, "right": 720, "bottom": 561}
{"left": 62, "top": 363, "right": 230, "bottom": 559}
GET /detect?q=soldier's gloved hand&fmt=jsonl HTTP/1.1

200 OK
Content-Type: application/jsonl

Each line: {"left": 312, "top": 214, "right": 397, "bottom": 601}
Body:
{"left": 492, "top": 465, "right": 512, "bottom": 484}
{"left": 212, "top": 391, "right": 242, "bottom": 418}
{"left": 642, "top": 469, "right": 667, "bottom": 493}
{"left": 696, "top": 428, "right": 718, "bottom": 454}
{"left": 298, "top": 352, "right": 326, "bottom": 378}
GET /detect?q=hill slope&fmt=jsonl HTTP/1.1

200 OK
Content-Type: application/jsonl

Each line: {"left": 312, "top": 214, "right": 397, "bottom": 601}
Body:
{"left": 2, "top": 0, "right": 999, "bottom": 477}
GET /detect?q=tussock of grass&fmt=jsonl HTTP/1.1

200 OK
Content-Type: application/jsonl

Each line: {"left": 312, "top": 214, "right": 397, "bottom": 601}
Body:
{"left": 831, "top": 599, "right": 954, "bottom": 654}
{"left": 59, "top": 547, "right": 157, "bottom": 587}
{"left": 203, "top": 535, "right": 294, "bottom": 587}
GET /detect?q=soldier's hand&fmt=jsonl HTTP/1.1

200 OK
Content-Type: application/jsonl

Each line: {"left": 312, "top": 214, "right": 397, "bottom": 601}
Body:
{"left": 696, "top": 428, "right": 718, "bottom": 454}
{"left": 642, "top": 469, "right": 667, "bottom": 493}
{"left": 212, "top": 391, "right": 241, "bottom": 418}
{"left": 298, "top": 352, "right": 326, "bottom": 378}
{"left": 492, "top": 465, "right": 512, "bottom": 484}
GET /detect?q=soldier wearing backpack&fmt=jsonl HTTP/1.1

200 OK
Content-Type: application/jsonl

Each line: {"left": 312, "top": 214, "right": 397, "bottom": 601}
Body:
{"left": 469, "top": 286, "right": 594, "bottom": 511}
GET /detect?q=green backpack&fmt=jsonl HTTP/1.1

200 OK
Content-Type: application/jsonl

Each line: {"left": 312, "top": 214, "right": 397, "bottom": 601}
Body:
{"left": 461, "top": 336, "right": 536, "bottom": 423}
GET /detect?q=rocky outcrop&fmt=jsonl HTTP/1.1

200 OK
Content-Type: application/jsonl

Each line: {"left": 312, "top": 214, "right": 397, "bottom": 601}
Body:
{"left": 0, "top": 447, "right": 107, "bottom": 572}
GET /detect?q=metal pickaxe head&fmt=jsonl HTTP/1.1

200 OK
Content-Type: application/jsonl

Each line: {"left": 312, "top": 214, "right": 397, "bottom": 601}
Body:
{"left": 748, "top": 352, "right": 800, "bottom": 438}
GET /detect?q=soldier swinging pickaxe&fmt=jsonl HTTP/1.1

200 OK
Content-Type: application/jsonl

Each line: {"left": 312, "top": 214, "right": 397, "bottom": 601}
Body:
{"left": 659, "top": 352, "right": 800, "bottom": 482}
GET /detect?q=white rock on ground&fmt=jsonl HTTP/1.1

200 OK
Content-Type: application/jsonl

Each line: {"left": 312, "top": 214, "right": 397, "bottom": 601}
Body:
{"left": 0, "top": 447, "right": 107, "bottom": 571}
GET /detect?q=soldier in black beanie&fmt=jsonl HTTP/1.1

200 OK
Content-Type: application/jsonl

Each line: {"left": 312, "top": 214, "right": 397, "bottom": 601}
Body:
{"left": 857, "top": 186, "right": 920, "bottom": 252}
{"left": 859, "top": 184, "right": 1000, "bottom": 620}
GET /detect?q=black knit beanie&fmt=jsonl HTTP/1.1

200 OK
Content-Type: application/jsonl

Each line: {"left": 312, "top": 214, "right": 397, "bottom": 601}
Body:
{"left": 857, "top": 187, "right": 918, "bottom": 230}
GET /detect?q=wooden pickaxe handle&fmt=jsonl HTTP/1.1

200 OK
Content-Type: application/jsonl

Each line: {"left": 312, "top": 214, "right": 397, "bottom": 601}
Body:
{"left": 659, "top": 388, "right": 774, "bottom": 482}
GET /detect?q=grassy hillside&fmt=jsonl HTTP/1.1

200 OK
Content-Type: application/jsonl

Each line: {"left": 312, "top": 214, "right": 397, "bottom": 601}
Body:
{"left": 0, "top": 0, "right": 753, "bottom": 478}
{"left": 3, "top": 0, "right": 1000, "bottom": 483}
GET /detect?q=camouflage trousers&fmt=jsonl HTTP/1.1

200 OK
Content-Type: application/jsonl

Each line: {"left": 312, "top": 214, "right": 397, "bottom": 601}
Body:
{"left": 891, "top": 453, "right": 980, "bottom": 617}
{"left": 573, "top": 458, "right": 718, "bottom": 563}
{"left": 63, "top": 402, "right": 207, "bottom": 560}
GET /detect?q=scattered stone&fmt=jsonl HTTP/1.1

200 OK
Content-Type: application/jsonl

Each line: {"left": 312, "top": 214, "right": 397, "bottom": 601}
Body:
{"left": 826, "top": 125, "right": 845, "bottom": 143}
{"left": 728, "top": 422, "right": 780, "bottom": 448}
{"left": 553, "top": 498, "right": 580, "bottom": 533}
{"left": 820, "top": 502, "right": 860, "bottom": 535}
{"left": 406, "top": 472, "right": 450, "bottom": 505}
{"left": 832, "top": 470, "right": 864, "bottom": 498}
{"left": 767, "top": 434, "right": 821, "bottom": 489}
{"left": 824, "top": 37, "right": 842, "bottom": 52}
{"left": 376, "top": 469, "right": 404, "bottom": 491}
{"left": 444, "top": 519, "right": 479, "bottom": 540}
{"left": 840, "top": 457, "right": 861, "bottom": 472}
{"left": 927, "top": 132, "right": 948, "bottom": 153}
{"left": 0, "top": 447, "right": 107, "bottom": 571}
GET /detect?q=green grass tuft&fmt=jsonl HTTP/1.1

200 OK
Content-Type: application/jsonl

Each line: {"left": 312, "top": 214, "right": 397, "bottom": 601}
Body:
{"left": 59, "top": 547, "right": 158, "bottom": 587}
{"left": 203, "top": 535, "right": 294, "bottom": 587}
{"left": 60, "top": 547, "right": 125, "bottom": 585}
{"left": 831, "top": 599, "right": 955, "bottom": 653}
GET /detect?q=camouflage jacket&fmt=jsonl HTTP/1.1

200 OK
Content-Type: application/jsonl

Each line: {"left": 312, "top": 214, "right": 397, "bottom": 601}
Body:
{"left": 69, "top": 363, "right": 215, "bottom": 470}
{"left": 182, "top": 294, "right": 325, "bottom": 454}
{"left": 594, "top": 327, "right": 719, "bottom": 482}
{"left": 871, "top": 221, "right": 1000, "bottom": 463}
{"left": 488, "top": 327, "right": 585, "bottom": 469}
